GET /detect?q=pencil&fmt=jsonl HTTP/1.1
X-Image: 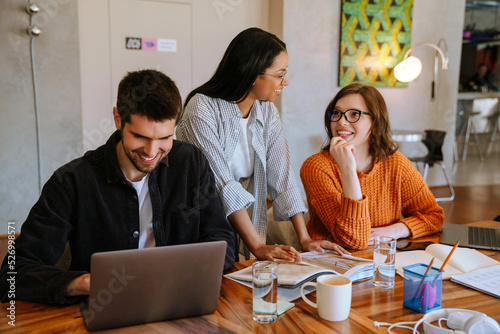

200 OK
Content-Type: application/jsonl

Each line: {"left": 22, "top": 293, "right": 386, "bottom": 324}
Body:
{"left": 412, "top": 257, "right": 435, "bottom": 300}
{"left": 438, "top": 240, "right": 460, "bottom": 272}
{"left": 430, "top": 239, "right": 460, "bottom": 286}
{"left": 423, "top": 258, "right": 435, "bottom": 276}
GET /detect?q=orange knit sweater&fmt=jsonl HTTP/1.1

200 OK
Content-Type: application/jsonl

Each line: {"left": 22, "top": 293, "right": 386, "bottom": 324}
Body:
{"left": 300, "top": 150, "right": 444, "bottom": 250}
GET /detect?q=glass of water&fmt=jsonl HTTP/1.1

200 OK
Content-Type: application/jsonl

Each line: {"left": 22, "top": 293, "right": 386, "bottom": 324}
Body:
{"left": 252, "top": 261, "right": 278, "bottom": 323}
{"left": 373, "top": 236, "right": 396, "bottom": 289}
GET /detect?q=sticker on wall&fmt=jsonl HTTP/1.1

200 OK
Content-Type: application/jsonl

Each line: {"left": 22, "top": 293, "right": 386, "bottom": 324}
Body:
{"left": 125, "top": 37, "right": 177, "bottom": 52}
{"left": 142, "top": 38, "right": 158, "bottom": 51}
{"left": 126, "top": 37, "right": 142, "bottom": 50}
{"left": 339, "top": 0, "right": 413, "bottom": 87}
{"left": 158, "top": 39, "right": 177, "bottom": 52}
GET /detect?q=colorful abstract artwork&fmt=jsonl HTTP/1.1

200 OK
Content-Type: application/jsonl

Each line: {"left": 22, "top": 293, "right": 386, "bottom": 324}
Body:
{"left": 339, "top": 0, "right": 413, "bottom": 87}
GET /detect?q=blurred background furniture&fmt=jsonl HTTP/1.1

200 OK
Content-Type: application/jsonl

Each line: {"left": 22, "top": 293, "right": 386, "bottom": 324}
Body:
{"left": 456, "top": 110, "right": 484, "bottom": 161}
{"left": 409, "top": 130, "right": 455, "bottom": 202}
{"left": 486, "top": 110, "right": 500, "bottom": 156}
{"left": 471, "top": 97, "right": 499, "bottom": 133}
{"left": 456, "top": 96, "right": 500, "bottom": 161}
{"left": 391, "top": 130, "right": 424, "bottom": 143}
{"left": 266, "top": 198, "right": 304, "bottom": 251}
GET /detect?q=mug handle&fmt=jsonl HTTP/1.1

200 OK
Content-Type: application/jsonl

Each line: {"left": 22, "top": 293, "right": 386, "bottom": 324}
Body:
{"left": 301, "top": 282, "right": 317, "bottom": 308}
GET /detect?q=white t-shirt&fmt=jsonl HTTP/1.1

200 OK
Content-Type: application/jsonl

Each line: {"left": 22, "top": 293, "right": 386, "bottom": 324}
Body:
{"left": 130, "top": 174, "right": 155, "bottom": 248}
{"left": 228, "top": 117, "right": 255, "bottom": 181}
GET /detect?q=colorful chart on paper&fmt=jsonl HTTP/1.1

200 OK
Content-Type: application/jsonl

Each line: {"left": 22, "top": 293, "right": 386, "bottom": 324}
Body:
{"left": 339, "top": 0, "right": 413, "bottom": 87}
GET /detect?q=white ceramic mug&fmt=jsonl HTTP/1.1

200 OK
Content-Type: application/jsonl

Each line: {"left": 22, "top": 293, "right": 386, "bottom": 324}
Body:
{"left": 300, "top": 274, "right": 352, "bottom": 321}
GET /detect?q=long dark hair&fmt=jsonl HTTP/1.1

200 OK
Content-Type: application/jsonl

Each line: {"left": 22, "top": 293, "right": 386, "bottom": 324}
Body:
{"left": 322, "top": 83, "right": 397, "bottom": 162}
{"left": 183, "top": 27, "right": 286, "bottom": 107}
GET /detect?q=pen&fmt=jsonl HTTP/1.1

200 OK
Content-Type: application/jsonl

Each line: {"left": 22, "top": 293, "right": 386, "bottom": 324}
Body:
{"left": 287, "top": 250, "right": 302, "bottom": 261}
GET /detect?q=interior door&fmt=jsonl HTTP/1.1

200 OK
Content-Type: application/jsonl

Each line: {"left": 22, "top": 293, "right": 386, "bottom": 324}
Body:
{"left": 109, "top": 0, "right": 192, "bottom": 102}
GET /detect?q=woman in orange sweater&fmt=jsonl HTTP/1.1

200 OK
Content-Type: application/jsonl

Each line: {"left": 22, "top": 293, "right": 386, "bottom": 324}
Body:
{"left": 300, "top": 84, "right": 444, "bottom": 250}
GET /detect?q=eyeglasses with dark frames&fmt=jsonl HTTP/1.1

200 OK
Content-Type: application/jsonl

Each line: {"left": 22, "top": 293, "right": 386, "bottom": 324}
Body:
{"left": 262, "top": 69, "right": 287, "bottom": 84}
{"left": 327, "top": 108, "right": 371, "bottom": 123}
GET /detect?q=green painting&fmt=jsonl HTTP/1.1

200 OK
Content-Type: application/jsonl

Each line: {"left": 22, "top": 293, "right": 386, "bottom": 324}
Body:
{"left": 339, "top": 0, "right": 413, "bottom": 87}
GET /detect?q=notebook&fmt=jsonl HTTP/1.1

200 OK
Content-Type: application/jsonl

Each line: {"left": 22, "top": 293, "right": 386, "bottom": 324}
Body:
{"left": 80, "top": 241, "right": 227, "bottom": 331}
{"left": 440, "top": 223, "right": 500, "bottom": 251}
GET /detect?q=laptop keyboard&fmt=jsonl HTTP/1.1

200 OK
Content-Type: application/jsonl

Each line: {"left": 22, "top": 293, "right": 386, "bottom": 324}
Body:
{"left": 469, "top": 226, "right": 500, "bottom": 248}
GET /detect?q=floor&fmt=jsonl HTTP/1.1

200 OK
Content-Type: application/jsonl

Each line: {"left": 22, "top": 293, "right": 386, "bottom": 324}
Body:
{"left": 436, "top": 184, "right": 500, "bottom": 224}
{"left": 452, "top": 132, "right": 500, "bottom": 186}
{"left": 434, "top": 135, "right": 500, "bottom": 224}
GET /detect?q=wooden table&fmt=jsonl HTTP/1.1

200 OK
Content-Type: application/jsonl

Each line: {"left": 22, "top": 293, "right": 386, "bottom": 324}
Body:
{"left": 1, "top": 233, "right": 499, "bottom": 333}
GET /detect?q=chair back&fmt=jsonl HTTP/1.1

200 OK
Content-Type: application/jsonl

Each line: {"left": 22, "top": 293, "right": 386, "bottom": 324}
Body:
{"left": 422, "top": 130, "right": 446, "bottom": 162}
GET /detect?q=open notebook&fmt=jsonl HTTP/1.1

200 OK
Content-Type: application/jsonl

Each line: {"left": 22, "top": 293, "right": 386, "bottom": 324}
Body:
{"left": 395, "top": 243, "right": 499, "bottom": 280}
{"left": 226, "top": 251, "right": 372, "bottom": 289}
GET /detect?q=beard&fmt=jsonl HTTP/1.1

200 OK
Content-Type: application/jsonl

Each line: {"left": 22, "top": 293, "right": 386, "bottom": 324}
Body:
{"left": 122, "top": 141, "right": 167, "bottom": 174}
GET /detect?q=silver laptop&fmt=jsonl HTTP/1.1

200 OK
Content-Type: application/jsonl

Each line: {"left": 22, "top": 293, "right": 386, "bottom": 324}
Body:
{"left": 440, "top": 224, "right": 500, "bottom": 251}
{"left": 80, "top": 241, "right": 227, "bottom": 331}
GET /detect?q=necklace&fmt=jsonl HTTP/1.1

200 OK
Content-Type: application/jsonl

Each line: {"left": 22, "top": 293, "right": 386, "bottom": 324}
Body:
{"left": 359, "top": 156, "right": 372, "bottom": 173}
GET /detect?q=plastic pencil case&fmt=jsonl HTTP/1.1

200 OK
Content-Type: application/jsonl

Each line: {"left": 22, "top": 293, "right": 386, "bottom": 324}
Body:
{"left": 402, "top": 263, "right": 443, "bottom": 313}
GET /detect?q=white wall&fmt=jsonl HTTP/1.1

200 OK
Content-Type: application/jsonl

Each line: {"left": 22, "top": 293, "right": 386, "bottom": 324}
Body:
{"left": 1, "top": 0, "right": 467, "bottom": 230}
{"left": 78, "top": 0, "right": 270, "bottom": 149}
{"left": 0, "top": 0, "right": 82, "bottom": 232}
{"left": 281, "top": 0, "right": 465, "bottom": 191}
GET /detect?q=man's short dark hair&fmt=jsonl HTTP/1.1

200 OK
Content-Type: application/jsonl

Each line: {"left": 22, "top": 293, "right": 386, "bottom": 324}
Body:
{"left": 116, "top": 69, "right": 181, "bottom": 125}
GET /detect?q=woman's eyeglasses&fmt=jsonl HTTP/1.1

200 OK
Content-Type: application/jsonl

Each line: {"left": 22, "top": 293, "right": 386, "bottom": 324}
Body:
{"left": 327, "top": 109, "right": 371, "bottom": 123}
{"left": 262, "top": 70, "right": 287, "bottom": 85}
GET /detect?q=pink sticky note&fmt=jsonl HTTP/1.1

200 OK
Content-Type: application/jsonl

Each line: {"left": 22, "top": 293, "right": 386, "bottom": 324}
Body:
{"left": 142, "top": 38, "right": 157, "bottom": 51}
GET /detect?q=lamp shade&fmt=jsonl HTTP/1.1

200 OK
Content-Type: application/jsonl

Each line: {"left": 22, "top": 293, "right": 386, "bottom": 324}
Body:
{"left": 394, "top": 56, "right": 422, "bottom": 82}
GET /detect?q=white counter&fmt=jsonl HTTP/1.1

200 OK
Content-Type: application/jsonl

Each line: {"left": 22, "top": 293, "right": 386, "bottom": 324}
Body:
{"left": 457, "top": 92, "right": 500, "bottom": 100}
{"left": 457, "top": 92, "right": 499, "bottom": 133}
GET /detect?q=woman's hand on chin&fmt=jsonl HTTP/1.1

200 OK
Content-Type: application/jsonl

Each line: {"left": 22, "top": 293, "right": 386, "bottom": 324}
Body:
{"left": 329, "top": 136, "right": 356, "bottom": 173}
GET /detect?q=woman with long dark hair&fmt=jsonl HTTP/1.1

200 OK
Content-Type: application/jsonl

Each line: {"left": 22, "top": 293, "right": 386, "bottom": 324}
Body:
{"left": 177, "top": 28, "right": 347, "bottom": 260}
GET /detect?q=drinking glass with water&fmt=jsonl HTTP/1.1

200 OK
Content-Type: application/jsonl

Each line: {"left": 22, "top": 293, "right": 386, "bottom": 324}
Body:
{"left": 373, "top": 236, "right": 396, "bottom": 289}
{"left": 252, "top": 261, "right": 278, "bottom": 323}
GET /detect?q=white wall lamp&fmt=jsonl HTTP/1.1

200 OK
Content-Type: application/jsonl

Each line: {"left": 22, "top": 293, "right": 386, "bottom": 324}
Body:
{"left": 394, "top": 40, "right": 449, "bottom": 99}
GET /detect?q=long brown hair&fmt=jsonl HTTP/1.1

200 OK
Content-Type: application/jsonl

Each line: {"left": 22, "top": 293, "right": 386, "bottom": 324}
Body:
{"left": 322, "top": 83, "right": 397, "bottom": 162}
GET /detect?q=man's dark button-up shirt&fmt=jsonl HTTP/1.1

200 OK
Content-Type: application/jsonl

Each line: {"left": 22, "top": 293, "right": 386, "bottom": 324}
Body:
{"left": 0, "top": 131, "right": 236, "bottom": 304}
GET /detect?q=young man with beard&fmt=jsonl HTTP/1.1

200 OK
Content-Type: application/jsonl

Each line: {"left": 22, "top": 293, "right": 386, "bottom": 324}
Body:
{"left": 0, "top": 70, "right": 235, "bottom": 304}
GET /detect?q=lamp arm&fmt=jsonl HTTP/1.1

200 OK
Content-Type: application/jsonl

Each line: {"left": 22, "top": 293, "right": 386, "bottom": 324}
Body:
{"left": 403, "top": 42, "right": 448, "bottom": 70}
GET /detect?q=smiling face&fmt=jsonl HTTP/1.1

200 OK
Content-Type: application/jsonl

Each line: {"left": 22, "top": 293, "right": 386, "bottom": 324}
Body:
{"left": 113, "top": 108, "right": 175, "bottom": 181}
{"left": 248, "top": 51, "right": 289, "bottom": 102}
{"left": 330, "top": 93, "right": 373, "bottom": 151}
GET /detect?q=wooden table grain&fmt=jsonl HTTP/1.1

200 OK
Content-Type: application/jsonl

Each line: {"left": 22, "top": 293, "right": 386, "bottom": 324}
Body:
{"left": 1, "top": 232, "right": 499, "bottom": 333}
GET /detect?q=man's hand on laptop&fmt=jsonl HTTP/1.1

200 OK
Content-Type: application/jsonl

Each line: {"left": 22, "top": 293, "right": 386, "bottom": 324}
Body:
{"left": 65, "top": 273, "right": 91, "bottom": 296}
